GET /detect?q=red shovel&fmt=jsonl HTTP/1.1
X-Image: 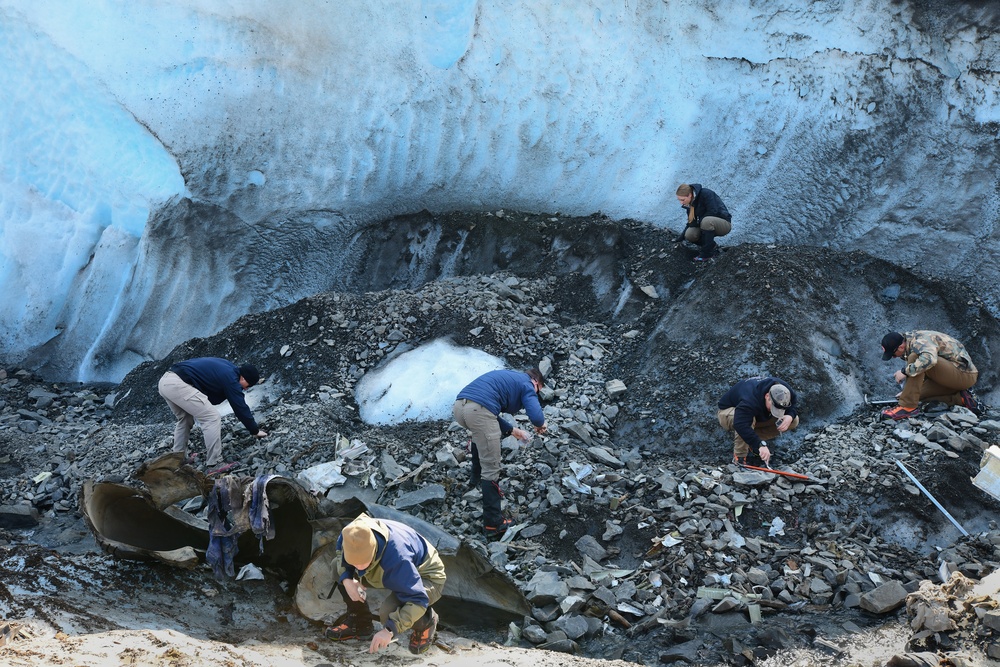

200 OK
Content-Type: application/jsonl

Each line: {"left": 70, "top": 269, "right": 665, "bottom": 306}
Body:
{"left": 738, "top": 462, "right": 814, "bottom": 481}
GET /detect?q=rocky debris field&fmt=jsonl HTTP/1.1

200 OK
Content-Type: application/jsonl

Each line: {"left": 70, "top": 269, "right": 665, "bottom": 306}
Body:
{"left": 2, "top": 213, "right": 1000, "bottom": 666}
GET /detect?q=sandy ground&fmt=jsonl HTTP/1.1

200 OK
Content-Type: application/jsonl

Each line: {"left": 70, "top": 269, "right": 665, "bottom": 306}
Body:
{"left": 0, "top": 620, "right": 929, "bottom": 667}
{"left": 2, "top": 625, "right": 643, "bottom": 667}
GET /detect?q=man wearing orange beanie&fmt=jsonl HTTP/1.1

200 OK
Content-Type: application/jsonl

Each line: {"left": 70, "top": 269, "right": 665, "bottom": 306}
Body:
{"left": 325, "top": 514, "right": 446, "bottom": 655}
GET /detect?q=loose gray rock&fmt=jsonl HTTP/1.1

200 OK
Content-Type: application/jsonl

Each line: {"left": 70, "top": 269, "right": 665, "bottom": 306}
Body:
{"left": 552, "top": 613, "right": 588, "bottom": 639}
{"left": 574, "top": 534, "right": 608, "bottom": 562}
{"left": 393, "top": 484, "right": 446, "bottom": 510}
{"left": 860, "top": 580, "right": 909, "bottom": 614}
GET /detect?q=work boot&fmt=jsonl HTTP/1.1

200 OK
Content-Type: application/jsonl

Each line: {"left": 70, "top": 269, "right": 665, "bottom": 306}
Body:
{"left": 882, "top": 405, "right": 920, "bottom": 420}
{"left": 960, "top": 390, "right": 980, "bottom": 416}
{"left": 481, "top": 480, "right": 511, "bottom": 540}
{"left": 408, "top": 607, "right": 439, "bottom": 655}
{"left": 324, "top": 600, "right": 375, "bottom": 641}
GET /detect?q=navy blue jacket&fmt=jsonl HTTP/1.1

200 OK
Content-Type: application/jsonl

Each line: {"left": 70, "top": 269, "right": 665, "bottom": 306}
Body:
{"left": 170, "top": 357, "right": 260, "bottom": 434}
{"left": 456, "top": 370, "right": 545, "bottom": 436}
{"left": 681, "top": 183, "right": 732, "bottom": 227}
{"left": 718, "top": 377, "right": 797, "bottom": 449}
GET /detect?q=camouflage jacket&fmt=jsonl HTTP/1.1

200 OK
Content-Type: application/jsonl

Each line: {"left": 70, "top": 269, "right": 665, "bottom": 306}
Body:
{"left": 902, "top": 330, "right": 977, "bottom": 376}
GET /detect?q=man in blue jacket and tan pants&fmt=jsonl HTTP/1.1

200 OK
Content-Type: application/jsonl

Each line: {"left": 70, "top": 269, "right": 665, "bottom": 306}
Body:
{"left": 158, "top": 357, "right": 268, "bottom": 470}
{"left": 453, "top": 368, "right": 548, "bottom": 540}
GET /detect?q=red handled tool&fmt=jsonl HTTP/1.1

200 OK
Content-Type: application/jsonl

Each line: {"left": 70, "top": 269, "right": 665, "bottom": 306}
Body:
{"left": 738, "top": 463, "right": 814, "bottom": 481}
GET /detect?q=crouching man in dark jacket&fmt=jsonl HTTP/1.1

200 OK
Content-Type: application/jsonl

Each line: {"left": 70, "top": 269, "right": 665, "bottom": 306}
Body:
{"left": 718, "top": 377, "right": 799, "bottom": 465}
{"left": 325, "top": 514, "right": 446, "bottom": 655}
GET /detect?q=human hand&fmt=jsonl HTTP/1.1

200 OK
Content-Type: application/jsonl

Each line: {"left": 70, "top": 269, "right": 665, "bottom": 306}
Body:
{"left": 255, "top": 429, "right": 269, "bottom": 438}
{"left": 758, "top": 445, "right": 771, "bottom": 465}
{"left": 534, "top": 424, "right": 547, "bottom": 435}
{"left": 893, "top": 370, "right": 906, "bottom": 384}
{"left": 369, "top": 628, "right": 393, "bottom": 653}
{"left": 775, "top": 416, "right": 792, "bottom": 433}
{"left": 342, "top": 578, "right": 366, "bottom": 602}
{"left": 511, "top": 428, "right": 531, "bottom": 443}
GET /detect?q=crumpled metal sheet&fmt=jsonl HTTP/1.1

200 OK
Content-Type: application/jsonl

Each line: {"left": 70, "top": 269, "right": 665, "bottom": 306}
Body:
{"left": 80, "top": 458, "right": 530, "bottom": 625}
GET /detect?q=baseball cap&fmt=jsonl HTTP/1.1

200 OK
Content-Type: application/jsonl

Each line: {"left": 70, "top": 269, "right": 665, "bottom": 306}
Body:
{"left": 881, "top": 332, "right": 904, "bottom": 361}
{"left": 342, "top": 521, "right": 376, "bottom": 568}
{"left": 768, "top": 384, "right": 791, "bottom": 418}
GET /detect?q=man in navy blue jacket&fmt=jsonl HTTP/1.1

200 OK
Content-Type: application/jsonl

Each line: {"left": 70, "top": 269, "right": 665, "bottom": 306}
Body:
{"left": 453, "top": 368, "right": 547, "bottom": 539}
{"left": 718, "top": 377, "right": 799, "bottom": 465}
{"left": 158, "top": 357, "right": 268, "bottom": 468}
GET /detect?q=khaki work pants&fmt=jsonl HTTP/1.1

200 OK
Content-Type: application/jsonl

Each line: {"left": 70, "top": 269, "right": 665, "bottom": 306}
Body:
{"left": 683, "top": 216, "right": 732, "bottom": 243}
{"left": 453, "top": 399, "right": 503, "bottom": 481}
{"left": 898, "top": 353, "right": 978, "bottom": 408}
{"left": 158, "top": 371, "right": 224, "bottom": 465}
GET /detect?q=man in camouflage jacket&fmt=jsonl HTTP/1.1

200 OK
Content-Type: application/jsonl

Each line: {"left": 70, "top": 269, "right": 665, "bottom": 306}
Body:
{"left": 880, "top": 330, "right": 978, "bottom": 419}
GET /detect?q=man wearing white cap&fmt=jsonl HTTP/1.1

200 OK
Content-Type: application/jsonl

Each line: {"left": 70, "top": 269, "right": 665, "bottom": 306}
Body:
{"left": 325, "top": 514, "right": 446, "bottom": 655}
{"left": 718, "top": 377, "right": 799, "bottom": 465}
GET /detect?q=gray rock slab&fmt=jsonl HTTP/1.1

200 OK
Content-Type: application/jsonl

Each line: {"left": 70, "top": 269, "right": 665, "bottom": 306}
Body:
{"left": 393, "top": 484, "right": 446, "bottom": 510}
{"left": 575, "top": 534, "right": 608, "bottom": 561}
{"left": 0, "top": 504, "right": 39, "bottom": 529}
{"left": 605, "top": 379, "right": 627, "bottom": 397}
{"left": 859, "top": 579, "right": 908, "bottom": 614}
{"left": 525, "top": 570, "right": 570, "bottom": 605}
{"left": 657, "top": 638, "right": 702, "bottom": 663}
{"left": 531, "top": 603, "right": 561, "bottom": 622}
{"left": 592, "top": 586, "right": 617, "bottom": 607}
{"left": 552, "top": 613, "right": 589, "bottom": 639}
{"left": 563, "top": 422, "right": 594, "bottom": 446}
{"left": 732, "top": 471, "right": 773, "bottom": 487}
{"left": 520, "top": 523, "right": 547, "bottom": 538}
{"left": 17, "top": 409, "right": 52, "bottom": 425}
{"left": 586, "top": 446, "right": 624, "bottom": 468}
{"left": 537, "top": 638, "right": 579, "bottom": 654}
{"left": 522, "top": 624, "right": 548, "bottom": 644}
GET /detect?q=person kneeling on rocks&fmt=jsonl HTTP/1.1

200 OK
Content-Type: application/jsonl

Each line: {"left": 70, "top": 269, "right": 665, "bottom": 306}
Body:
{"left": 325, "top": 514, "right": 446, "bottom": 655}
{"left": 453, "top": 368, "right": 548, "bottom": 540}
{"left": 718, "top": 377, "right": 799, "bottom": 465}
{"left": 880, "top": 330, "right": 979, "bottom": 420}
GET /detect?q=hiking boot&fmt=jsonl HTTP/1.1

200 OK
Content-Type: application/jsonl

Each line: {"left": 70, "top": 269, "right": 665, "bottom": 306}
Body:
{"left": 732, "top": 455, "right": 746, "bottom": 466}
{"left": 324, "top": 614, "right": 374, "bottom": 642}
{"left": 408, "top": 608, "right": 438, "bottom": 655}
{"left": 484, "top": 517, "right": 513, "bottom": 541}
{"left": 693, "top": 246, "right": 720, "bottom": 261}
{"left": 882, "top": 405, "right": 920, "bottom": 420}
{"left": 961, "top": 390, "right": 980, "bottom": 415}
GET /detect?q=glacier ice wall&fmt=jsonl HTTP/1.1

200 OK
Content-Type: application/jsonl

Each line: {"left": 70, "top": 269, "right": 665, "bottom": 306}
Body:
{"left": 1, "top": 0, "right": 999, "bottom": 380}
